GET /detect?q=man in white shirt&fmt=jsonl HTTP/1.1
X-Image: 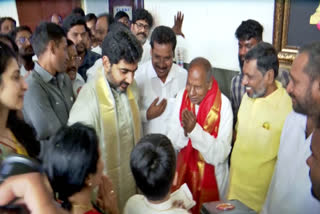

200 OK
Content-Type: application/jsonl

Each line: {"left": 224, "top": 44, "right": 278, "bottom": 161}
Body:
{"left": 308, "top": 125, "right": 320, "bottom": 202}
{"left": 66, "top": 39, "right": 85, "bottom": 96}
{"left": 135, "top": 26, "right": 187, "bottom": 136}
{"left": 261, "top": 42, "right": 320, "bottom": 214}
{"left": 130, "top": 8, "right": 153, "bottom": 65}
{"left": 167, "top": 57, "right": 233, "bottom": 214}
{"left": 11, "top": 26, "right": 35, "bottom": 77}
{"left": 86, "top": 8, "right": 153, "bottom": 81}
{"left": 92, "top": 13, "right": 113, "bottom": 55}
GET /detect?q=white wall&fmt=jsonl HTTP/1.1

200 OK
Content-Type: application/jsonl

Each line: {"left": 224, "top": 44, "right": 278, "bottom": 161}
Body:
{"left": 0, "top": 0, "right": 19, "bottom": 26}
{"left": 83, "top": 0, "right": 109, "bottom": 15}
{"left": 0, "top": 0, "right": 275, "bottom": 72}
{"left": 145, "top": 0, "right": 275, "bottom": 72}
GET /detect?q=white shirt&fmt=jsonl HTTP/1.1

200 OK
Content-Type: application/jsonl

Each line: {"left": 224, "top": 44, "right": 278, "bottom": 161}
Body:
{"left": 124, "top": 194, "right": 190, "bottom": 214}
{"left": 91, "top": 45, "right": 102, "bottom": 55}
{"left": 86, "top": 41, "right": 151, "bottom": 82}
{"left": 167, "top": 89, "right": 233, "bottom": 199}
{"left": 174, "top": 35, "right": 187, "bottom": 66}
{"left": 86, "top": 58, "right": 102, "bottom": 82}
{"left": 135, "top": 60, "right": 187, "bottom": 136}
{"left": 140, "top": 41, "right": 151, "bottom": 66}
{"left": 20, "top": 65, "right": 31, "bottom": 78}
{"left": 72, "top": 73, "right": 85, "bottom": 96}
{"left": 260, "top": 111, "right": 320, "bottom": 214}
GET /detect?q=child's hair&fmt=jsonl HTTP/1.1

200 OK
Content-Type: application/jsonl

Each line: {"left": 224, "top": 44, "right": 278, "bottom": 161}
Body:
{"left": 130, "top": 134, "right": 176, "bottom": 201}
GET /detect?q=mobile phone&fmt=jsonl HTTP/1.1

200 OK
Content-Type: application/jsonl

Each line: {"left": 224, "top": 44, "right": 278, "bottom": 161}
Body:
{"left": 0, "top": 155, "right": 42, "bottom": 214}
{"left": 0, "top": 155, "right": 41, "bottom": 183}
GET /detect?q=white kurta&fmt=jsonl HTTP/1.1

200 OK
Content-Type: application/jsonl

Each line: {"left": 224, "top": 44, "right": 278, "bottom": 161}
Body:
{"left": 72, "top": 73, "right": 85, "bottom": 96}
{"left": 167, "top": 89, "right": 233, "bottom": 199}
{"left": 135, "top": 60, "right": 187, "bottom": 136}
{"left": 260, "top": 111, "right": 320, "bottom": 214}
{"left": 20, "top": 65, "right": 31, "bottom": 78}
{"left": 91, "top": 46, "right": 102, "bottom": 55}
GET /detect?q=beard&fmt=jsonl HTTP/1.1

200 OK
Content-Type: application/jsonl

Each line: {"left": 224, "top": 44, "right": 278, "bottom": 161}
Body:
{"left": 20, "top": 46, "right": 34, "bottom": 58}
{"left": 106, "top": 70, "right": 128, "bottom": 93}
{"left": 76, "top": 42, "right": 86, "bottom": 54}
{"left": 245, "top": 79, "right": 267, "bottom": 99}
{"left": 21, "top": 53, "right": 34, "bottom": 60}
{"left": 289, "top": 84, "right": 318, "bottom": 116}
{"left": 311, "top": 181, "right": 320, "bottom": 201}
{"left": 246, "top": 85, "right": 267, "bottom": 99}
{"left": 137, "top": 33, "right": 147, "bottom": 44}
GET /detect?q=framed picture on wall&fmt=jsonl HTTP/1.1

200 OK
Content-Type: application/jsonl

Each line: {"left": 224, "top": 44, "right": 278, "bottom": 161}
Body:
{"left": 109, "top": 0, "right": 144, "bottom": 19}
{"left": 273, "top": 0, "right": 320, "bottom": 65}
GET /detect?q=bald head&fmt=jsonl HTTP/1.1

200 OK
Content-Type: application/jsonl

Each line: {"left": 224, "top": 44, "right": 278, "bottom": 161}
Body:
{"left": 189, "top": 57, "right": 212, "bottom": 82}
{"left": 187, "top": 57, "right": 213, "bottom": 104}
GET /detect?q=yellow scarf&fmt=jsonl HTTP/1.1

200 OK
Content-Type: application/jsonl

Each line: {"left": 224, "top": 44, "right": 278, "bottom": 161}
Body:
{"left": 95, "top": 67, "right": 141, "bottom": 171}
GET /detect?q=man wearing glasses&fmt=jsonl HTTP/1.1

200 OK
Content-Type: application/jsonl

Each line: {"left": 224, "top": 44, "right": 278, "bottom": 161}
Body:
{"left": 66, "top": 39, "right": 85, "bottom": 96}
{"left": 10, "top": 26, "right": 35, "bottom": 77}
{"left": 135, "top": 26, "right": 187, "bottom": 136}
{"left": 63, "top": 14, "right": 101, "bottom": 81}
{"left": 86, "top": 9, "right": 153, "bottom": 80}
{"left": 131, "top": 8, "right": 153, "bottom": 65}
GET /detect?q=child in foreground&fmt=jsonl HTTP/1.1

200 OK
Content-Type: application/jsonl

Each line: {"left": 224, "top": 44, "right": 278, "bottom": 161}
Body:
{"left": 124, "top": 134, "right": 195, "bottom": 214}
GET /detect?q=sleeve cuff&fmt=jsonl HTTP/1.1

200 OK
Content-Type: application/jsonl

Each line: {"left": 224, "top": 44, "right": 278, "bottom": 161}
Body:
{"left": 188, "top": 123, "right": 216, "bottom": 152}
{"left": 140, "top": 109, "right": 147, "bottom": 122}
{"left": 188, "top": 123, "right": 205, "bottom": 148}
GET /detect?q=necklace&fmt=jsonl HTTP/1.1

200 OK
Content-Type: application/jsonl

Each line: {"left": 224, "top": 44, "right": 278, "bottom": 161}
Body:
{"left": 72, "top": 203, "right": 93, "bottom": 212}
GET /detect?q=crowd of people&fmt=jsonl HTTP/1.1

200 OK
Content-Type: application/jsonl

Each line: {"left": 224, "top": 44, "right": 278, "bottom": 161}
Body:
{"left": 0, "top": 5, "right": 319, "bottom": 214}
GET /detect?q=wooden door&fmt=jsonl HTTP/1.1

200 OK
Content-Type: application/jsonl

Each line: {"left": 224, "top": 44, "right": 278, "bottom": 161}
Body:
{"left": 16, "top": 0, "right": 81, "bottom": 31}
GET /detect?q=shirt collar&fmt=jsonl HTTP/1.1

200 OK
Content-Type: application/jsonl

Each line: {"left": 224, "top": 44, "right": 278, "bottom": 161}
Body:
{"left": 34, "top": 62, "right": 54, "bottom": 83}
{"left": 143, "top": 196, "right": 174, "bottom": 211}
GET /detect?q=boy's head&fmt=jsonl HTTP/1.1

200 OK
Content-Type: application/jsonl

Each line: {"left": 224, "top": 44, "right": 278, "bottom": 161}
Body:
{"left": 130, "top": 134, "right": 176, "bottom": 201}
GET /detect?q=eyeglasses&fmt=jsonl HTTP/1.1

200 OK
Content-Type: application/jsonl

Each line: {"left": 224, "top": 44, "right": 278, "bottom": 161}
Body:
{"left": 16, "top": 37, "right": 31, "bottom": 44}
{"left": 135, "top": 22, "right": 150, "bottom": 31}
{"left": 69, "top": 56, "right": 82, "bottom": 64}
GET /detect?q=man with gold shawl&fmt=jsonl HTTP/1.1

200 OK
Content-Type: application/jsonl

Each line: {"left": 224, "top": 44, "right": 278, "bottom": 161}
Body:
{"left": 167, "top": 57, "right": 233, "bottom": 214}
{"left": 68, "top": 25, "right": 143, "bottom": 210}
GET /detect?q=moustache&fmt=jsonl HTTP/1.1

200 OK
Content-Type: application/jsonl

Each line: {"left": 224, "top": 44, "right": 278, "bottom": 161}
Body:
{"left": 156, "top": 65, "right": 167, "bottom": 70}
{"left": 25, "top": 45, "right": 33, "bottom": 51}
{"left": 288, "top": 92, "right": 295, "bottom": 99}
{"left": 121, "top": 81, "right": 129, "bottom": 87}
{"left": 67, "top": 67, "right": 77, "bottom": 73}
{"left": 137, "top": 32, "right": 147, "bottom": 38}
{"left": 76, "top": 43, "right": 85, "bottom": 49}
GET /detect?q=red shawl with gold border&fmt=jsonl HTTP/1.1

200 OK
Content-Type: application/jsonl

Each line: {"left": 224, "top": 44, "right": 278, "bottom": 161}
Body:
{"left": 172, "top": 77, "right": 222, "bottom": 214}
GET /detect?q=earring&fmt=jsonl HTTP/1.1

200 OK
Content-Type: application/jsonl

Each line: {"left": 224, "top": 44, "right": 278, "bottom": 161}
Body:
{"left": 88, "top": 182, "right": 92, "bottom": 187}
